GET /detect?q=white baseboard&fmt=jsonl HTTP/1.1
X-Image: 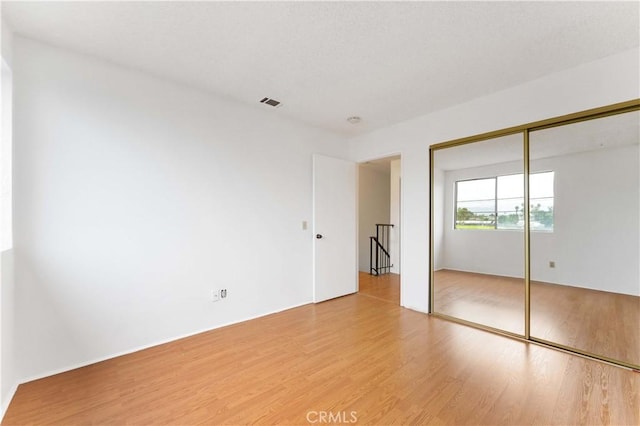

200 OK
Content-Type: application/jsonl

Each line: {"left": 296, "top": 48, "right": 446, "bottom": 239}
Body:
{"left": 439, "top": 267, "right": 524, "bottom": 280}
{"left": 401, "top": 304, "right": 429, "bottom": 314}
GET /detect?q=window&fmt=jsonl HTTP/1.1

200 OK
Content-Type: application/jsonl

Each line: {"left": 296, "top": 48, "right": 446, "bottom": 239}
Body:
{"left": 455, "top": 171, "right": 554, "bottom": 231}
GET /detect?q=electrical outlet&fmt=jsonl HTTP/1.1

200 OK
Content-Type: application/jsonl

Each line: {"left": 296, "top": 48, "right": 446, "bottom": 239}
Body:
{"left": 211, "top": 289, "right": 220, "bottom": 302}
{"left": 549, "top": 261, "right": 556, "bottom": 268}
{"left": 220, "top": 289, "right": 227, "bottom": 299}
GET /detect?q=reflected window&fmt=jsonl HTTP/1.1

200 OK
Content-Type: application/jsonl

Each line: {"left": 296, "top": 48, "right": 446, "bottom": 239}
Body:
{"left": 455, "top": 178, "right": 496, "bottom": 229}
{"left": 455, "top": 171, "right": 554, "bottom": 231}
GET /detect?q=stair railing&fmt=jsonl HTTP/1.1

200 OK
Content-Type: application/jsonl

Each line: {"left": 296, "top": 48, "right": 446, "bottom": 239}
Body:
{"left": 369, "top": 223, "right": 394, "bottom": 276}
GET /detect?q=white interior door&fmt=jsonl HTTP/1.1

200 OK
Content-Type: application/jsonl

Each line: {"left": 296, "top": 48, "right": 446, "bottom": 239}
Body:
{"left": 313, "top": 154, "right": 357, "bottom": 302}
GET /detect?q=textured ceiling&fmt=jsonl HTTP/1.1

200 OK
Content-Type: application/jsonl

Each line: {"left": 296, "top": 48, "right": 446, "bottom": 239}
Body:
{"left": 2, "top": 1, "right": 639, "bottom": 137}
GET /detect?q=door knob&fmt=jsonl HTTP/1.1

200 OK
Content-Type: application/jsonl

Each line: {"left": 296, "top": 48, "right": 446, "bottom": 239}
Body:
{"left": 316, "top": 234, "right": 323, "bottom": 239}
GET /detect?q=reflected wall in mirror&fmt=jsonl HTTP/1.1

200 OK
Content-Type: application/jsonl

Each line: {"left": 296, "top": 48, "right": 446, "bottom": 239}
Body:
{"left": 432, "top": 133, "right": 525, "bottom": 335}
{"left": 529, "top": 110, "right": 640, "bottom": 367}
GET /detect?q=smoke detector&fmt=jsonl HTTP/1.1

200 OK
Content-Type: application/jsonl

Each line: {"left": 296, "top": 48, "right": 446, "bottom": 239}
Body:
{"left": 347, "top": 116, "right": 361, "bottom": 124}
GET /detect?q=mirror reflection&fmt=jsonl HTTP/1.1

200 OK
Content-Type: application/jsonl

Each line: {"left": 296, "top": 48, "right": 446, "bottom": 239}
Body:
{"left": 433, "top": 133, "right": 525, "bottom": 335}
{"left": 529, "top": 111, "right": 640, "bottom": 367}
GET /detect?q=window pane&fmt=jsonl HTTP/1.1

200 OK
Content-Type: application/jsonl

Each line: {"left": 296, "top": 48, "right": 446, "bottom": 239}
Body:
{"left": 456, "top": 178, "right": 495, "bottom": 202}
{"left": 497, "top": 174, "right": 523, "bottom": 230}
{"left": 530, "top": 171, "right": 554, "bottom": 198}
{"left": 530, "top": 197, "right": 553, "bottom": 231}
{"left": 497, "top": 198, "right": 524, "bottom": 229}
{"left": 456, "top": 179, "right": 496, "bottom": 229}
{"left": 457, "top": 199, "right": 495, "bottom": 214}
{"left": 497, "top": 198, "right": 524, "bottom": 215}
{"left": 530, "top": 172, "right": 554, "bottom": 231}
{"left": 497, "top": 174, "right": 523, "bottom": 199}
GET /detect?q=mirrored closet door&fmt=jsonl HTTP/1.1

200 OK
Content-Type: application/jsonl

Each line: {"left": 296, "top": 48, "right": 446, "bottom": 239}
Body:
{"left": 529, "top": 110, "right": 639, "bottom": 367}
{"left": 432, "top": 133, "right": 525, "bottom": 336}
{"left": 430, "top": 100, "right": 639, "bottom": 369}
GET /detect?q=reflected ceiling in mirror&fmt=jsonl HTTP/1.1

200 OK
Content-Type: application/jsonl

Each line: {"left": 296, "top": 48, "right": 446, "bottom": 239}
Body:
{"left": 433, "top": 111, "right": 639, "bottom": 172}
{"left": 433, "top": 133, "right": 523, "bottom": 171}
{"left": 530, "top": 110, "right": 639, "bottom": 159}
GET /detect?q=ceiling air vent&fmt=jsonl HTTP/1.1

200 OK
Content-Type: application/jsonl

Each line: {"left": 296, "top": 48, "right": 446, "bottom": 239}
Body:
{"left": 260, "top": 97, "right": 281, "bottom": 108}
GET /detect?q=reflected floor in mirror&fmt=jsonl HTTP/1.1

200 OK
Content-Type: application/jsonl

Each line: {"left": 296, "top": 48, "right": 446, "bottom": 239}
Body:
{"left": 434, "top": 269, "right": 639, "bottom": 366}
{"left": 434, "top": 269, "right": 525, "bottom": 335}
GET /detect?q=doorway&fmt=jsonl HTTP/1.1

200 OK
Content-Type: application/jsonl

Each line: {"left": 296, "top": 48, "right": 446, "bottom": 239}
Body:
{"left": 357, "top": 155, "right": 401, "bottom": 305}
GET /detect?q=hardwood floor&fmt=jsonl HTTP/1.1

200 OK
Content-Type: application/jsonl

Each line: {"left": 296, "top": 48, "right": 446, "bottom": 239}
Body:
{"left": 434, "top": 269, "right": 640, "bottom": 367}
{"left": 3, "top": 293, "right": 639, "bottom": 425}
{"left": 358, "top": 271, "right": 399, "bottom": 304}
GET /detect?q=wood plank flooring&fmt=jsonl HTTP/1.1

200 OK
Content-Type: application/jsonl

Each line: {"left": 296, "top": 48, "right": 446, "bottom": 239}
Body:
{"left": 3, "top": 292, "right": 639, "bottom": 425}
{"left": 358, "top": 271, "right": 399, "bottom": 304}
{"left": 434, "top": 269, "right": 640, "bottom": 367}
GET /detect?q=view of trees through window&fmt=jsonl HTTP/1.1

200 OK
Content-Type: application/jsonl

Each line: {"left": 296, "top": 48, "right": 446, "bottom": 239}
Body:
{"left": 455, "top": 171, "right": 554, "bottom": 231}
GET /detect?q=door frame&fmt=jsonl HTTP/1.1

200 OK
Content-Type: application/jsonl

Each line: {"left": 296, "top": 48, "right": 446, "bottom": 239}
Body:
{"left": 356, "top": 152, "right": 403, "bottom": 304}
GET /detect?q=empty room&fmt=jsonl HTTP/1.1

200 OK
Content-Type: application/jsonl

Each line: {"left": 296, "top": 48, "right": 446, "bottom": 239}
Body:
{"left": 0, "top": 2, "right": 638, "bottom": 425}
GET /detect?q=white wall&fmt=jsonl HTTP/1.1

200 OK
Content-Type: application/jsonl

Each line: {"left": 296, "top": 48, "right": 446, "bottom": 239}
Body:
{"left": 530, "top": 145, "right": 638, "bottom": 295}
{"left": 1, "top": 60, "right": 11, "bottom": 252}
{"left": 348, "top": 48, "right": 640, "bottom": 312}
{"left": 1, "top": 250, "right": 14, "bottom": 415}
{"left": 0, "top": 19, "right": 16, "bottom": 418}
{"left": 389, "top": 159, "right": 401, "bottom": 273}
{"left": 12, "top": 38, "right": 349, "bottom": 382}
{"left": 440, "top": 144, "right": 639, "bottom": 296}
{"left": 1, "top": 20, "right": 13, "bottom": 69}
{"left": 357, "top": 165, "right": 390, "bottom": 272}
